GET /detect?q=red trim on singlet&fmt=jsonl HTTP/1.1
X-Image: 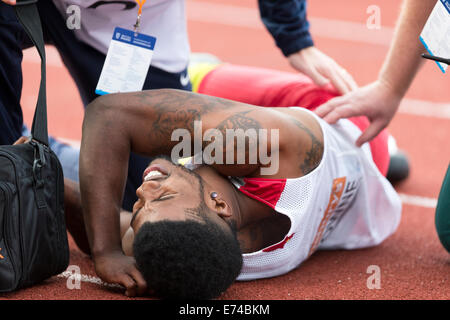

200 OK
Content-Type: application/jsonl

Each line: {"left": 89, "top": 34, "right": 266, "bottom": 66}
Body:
{"left": 237, "top": 178, "right": 287, "bottom": 209}
{"left": 262, "top": 233, "right": 295, "bottom": 252}
{"left": 197, "top": 64, "right": 390, "bottom": 176}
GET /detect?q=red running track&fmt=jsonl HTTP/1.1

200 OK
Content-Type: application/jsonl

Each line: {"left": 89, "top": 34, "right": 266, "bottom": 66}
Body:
{"left": 1, "top": 0, "right": 449, "bottom": 300}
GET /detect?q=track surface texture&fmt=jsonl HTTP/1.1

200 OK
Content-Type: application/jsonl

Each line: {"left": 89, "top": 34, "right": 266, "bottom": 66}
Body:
{"left": 1, "top": 0, "right": 449, "bottom": 300}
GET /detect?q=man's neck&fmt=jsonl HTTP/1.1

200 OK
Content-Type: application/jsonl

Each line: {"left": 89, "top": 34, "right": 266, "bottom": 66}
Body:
{"left": 196, "top": 165, "right": 273, "bottom": 228}
{"left": 196, "top": 166, "right": 289, "bottom": 253}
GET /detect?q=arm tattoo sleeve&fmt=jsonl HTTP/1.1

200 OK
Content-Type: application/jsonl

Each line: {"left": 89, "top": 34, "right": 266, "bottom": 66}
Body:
{"left": 214, "top": 110, "right": 263, "bottom": 166}
{"left": 289, "top": 117, "right": 324, "bottom": 175}
{"left": 134, "top": 90, "right": 236, "bottom": 154}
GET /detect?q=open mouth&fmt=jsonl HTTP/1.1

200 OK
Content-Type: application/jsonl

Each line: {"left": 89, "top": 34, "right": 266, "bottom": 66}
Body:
{"left": 142, "top": 164, "right": 169, "bottom": 181}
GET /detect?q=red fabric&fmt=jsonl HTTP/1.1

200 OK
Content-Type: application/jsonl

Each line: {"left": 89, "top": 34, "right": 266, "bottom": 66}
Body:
{"left": 262, "top": 233, "right": 295, "bottom": 252}
{"left": 238, "top": 178, "right": 287, "bottom": 209}
{"left": 198, "top": 64, "right": 389, "bottom": 176}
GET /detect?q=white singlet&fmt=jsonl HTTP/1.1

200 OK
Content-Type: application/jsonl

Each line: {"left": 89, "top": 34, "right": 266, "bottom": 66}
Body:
{"left": 228, "top": 108, "right": 402, "bottom": 281}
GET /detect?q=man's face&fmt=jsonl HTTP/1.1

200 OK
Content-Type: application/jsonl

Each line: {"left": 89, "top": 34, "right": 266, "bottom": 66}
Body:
{"left": 130, "top": 157, "right": 213, "bottom": 232}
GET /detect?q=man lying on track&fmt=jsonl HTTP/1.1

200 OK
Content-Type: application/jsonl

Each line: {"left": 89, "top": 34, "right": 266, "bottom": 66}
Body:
{"left": 63, "top": 64, "right": 402, "bottom": 299}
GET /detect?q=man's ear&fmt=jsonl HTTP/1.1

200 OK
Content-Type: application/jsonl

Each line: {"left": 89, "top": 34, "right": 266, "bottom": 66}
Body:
{"left": 122, "top": 227, "right": 135, "bottom": 257}
{"left": 209, "top": 194, "right": 232, "bottom": 218}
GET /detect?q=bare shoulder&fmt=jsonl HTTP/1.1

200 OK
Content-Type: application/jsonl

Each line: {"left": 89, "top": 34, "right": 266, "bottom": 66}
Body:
{"left": 257, "top": 107, "right": 324, "bottom": 178}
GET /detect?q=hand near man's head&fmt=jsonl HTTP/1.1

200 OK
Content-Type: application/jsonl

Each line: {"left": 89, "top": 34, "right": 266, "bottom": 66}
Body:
{"left": 93, "top": 251, "right": 148, "bottom": 297}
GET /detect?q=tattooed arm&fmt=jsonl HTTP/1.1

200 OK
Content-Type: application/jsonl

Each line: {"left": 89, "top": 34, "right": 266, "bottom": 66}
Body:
{"left": 79, "top": 89, "right": 275, "bottom": 294}
{"left": 80, "top": 88, "right": 285, "bottom": 247}
{"left": 79, "top": 89, "right": 322, "bottom": 294}
{"left": 79, "top": 89, "right": 221, "bottom": 295}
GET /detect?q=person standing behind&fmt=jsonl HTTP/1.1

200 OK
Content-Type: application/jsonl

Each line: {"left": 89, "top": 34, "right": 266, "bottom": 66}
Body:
{"left": 314, "top": 0, "right": 449, "bottom": 253}
{"left": 258, "top": 0, "right": 357, "bottom": 95}
{"left": 0, "top": 0, "right": 356, "bottom": 213}
{"left": 314, "top": 0, "right": 439, "bottom": 146}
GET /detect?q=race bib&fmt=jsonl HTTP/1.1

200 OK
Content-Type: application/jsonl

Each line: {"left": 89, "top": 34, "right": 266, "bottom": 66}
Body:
{"left": 95, "top": 27, "right": 157, "bottom": 95}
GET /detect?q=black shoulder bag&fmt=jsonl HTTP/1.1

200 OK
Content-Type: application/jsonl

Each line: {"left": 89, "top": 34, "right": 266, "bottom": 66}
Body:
{"left": 0, "top": 0, "right": 69, "bottom": 292}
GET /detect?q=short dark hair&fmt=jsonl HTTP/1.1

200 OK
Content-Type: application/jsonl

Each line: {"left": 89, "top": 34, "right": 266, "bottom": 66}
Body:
{"left": 133, "top": 208, "right": 243, "bottom": 300}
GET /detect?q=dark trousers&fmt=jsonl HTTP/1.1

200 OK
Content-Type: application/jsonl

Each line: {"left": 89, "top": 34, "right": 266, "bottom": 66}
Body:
{"left": 0, "top": 2, "right": 191, "bottom": 211}
{"left": 435, "top": 164, "right": 450, "bottom": 253}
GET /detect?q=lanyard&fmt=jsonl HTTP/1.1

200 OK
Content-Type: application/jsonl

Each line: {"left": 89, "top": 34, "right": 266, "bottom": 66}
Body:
{"left": 134, "top": 0, "right": 147, "bottom": 33}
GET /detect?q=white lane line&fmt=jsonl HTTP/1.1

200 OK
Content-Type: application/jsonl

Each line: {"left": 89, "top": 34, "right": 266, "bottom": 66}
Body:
{"left": 21, "top": 25, "right": 449, "bottom": 121}
{"left": 186, "top": 0, "right": 395, "bottom": 46}
{"left": 23, "top": 47, "right": 450, "bottom": 120}
{"left": 309, "top": 16, "right": 393, "bottom": 46}
{"left": 54, "top": 195, "right": 437, "bottom": 290}
{"left": 23, "top": 0, "right": 395, "bottom": 70}
{"left": 52, "top": 138, "right": 439, "bottom": 210}
{"left": 399, "top": 193, "right": 438, "bottom": 209}
{"left": 54, "top": 136, "right": 442, "bottom": 211}
{"left": 399, "top": 99, "right": 450, "bottom": 119}
{"left": 57, "top": 271, "right": 123, "bottom": 289}
{"left": 55, "top": 194, "right": 436, "bottom": 291}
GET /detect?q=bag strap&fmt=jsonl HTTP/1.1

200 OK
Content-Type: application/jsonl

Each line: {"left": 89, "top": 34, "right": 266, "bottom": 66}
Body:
{"left": 14, "top": 0, "right": 49, "bottom": 146}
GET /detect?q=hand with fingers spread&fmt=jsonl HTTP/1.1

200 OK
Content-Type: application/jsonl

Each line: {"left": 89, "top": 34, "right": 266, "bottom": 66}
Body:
{"left": 288, "top": 46, "right": 358, "bottom": 95}
{"left": 93, "top": 250, "right": 148, "bottom": 297}
{"left": 314, "top": 79, "right": 402, "bottom": 147}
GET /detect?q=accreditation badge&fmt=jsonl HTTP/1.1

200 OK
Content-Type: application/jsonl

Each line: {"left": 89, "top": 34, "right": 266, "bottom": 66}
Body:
{"left": 95, "top": 27, "right": 157, "bottom": 95}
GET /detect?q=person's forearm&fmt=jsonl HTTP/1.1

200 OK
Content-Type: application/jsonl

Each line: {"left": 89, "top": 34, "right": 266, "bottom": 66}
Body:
{"left": 78, "top": 90, "right": 229, "bottom": 257}
{"left": 79, "top": 96, "right": 133, "bottom": 258}
{"left": 258, "top": 0, "right": 313, "bottom": 56}
{"left": 79, "top": 92, "right": 166, "bottom": 257}
{"left": 378, "top": 0, "right": 437, "bottom": 98}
